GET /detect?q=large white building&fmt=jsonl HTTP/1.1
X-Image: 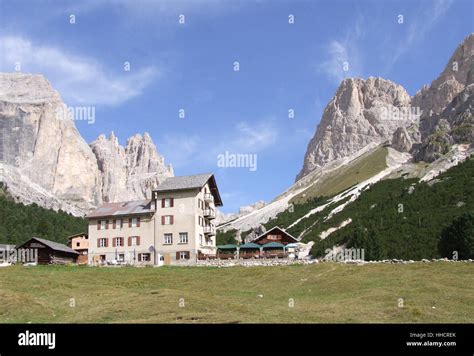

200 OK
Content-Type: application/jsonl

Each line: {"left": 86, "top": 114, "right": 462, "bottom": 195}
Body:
{"left": 87, "top": 173, "right": 223, "bottom": 266}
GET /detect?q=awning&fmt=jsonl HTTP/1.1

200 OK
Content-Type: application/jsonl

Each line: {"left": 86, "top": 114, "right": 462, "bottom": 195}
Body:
{"left": 239, "top": 242, "right": 261, "bottom": 249}
{"left": 261, "top": 242, "right": 286, "bottom": 249}
{"left": 217, "top": 244, "right": 238, "bottom": 250}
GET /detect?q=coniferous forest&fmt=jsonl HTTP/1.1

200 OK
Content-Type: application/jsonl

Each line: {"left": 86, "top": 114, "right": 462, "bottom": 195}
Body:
{"left": 0, "top": 184, "right": 87, "bottom": 246}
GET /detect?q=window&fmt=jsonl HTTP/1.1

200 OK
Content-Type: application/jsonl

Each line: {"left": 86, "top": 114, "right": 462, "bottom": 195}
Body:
{"left": 76, "top": 242, "right": 80, "bottom": 247}
{"left": 198, "top": 199, "right": 204, "bottom": 209}
{"left": 179, "top": 232, "right": 188, "bottom": 244}
{"left": 129, "top": 236, "right": 140, "bottom": 246}
{"left": 114, "top": 237, "right": 124, "bottom": 247}
{"left": 131, "top": 217, "right": 138, "bottom": 227}
{"left": 177, "top": 251, "right": 190, "bottom": 260}
{"left": 199, "top": 234, "right": 203, "bottom": 245}
{"left": 198, "top": 216, "right": 203, "bottom": 226}
{"left": 98, "top": 238, "right": 107, "bottom": 247}
{"left": 161, "top": 198, "right": 174, "bottom": 208}
{"left": 118, "top": 253, "right": 125, "bottom": 262}
{"left": 162, "top": 215, "right": 173, "bottom": 225}
{"left": 114, "top": 219, "right": 122, "bottom": 229}
{"left": 100, "top": 255, "right": 106, "bottom": 261}
{"left": 99, "top": 220, "right": 107, "bottom": 230}
{"left": 164, "top": 233, "right": 173, "bottom": 245}
{"left": 139, "top": 253, "right": 150, "bottom": 262}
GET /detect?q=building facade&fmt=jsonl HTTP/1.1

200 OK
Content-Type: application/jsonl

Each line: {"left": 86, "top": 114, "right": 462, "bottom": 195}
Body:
{"left": 67, "top": 233, "right": 89, "bottom": 264}
{"left": 87, "top": 173, "right": 223, "bottom": 266}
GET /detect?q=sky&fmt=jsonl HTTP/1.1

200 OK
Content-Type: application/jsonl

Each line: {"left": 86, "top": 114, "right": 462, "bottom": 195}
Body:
{"left": 0, "top": 0, "right": 473, "bottom": 213}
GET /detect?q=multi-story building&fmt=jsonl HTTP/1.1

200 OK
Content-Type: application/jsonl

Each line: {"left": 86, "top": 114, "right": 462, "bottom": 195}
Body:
{"left": 86, "top": 173, "right": 223, "bottom": 266}
{"left": 67, "top": 233, "right": 89, "bottom": 264}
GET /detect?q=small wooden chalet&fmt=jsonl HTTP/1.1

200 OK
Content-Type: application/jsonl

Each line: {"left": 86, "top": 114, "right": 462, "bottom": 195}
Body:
{"left": 252, "top": 226, "right": 299, "bottom": 246}
{"left": 16, "top": 237, "right": 79, "bottom": 265}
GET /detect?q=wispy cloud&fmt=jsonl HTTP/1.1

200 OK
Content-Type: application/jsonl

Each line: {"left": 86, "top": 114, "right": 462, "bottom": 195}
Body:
{"left": 159, "top": 120, "right": 278, "bottom": 170}
{"left": 0, "top": 35, "right": 159, "bottom": 106}
{"left": 319, "top": 16, "right": 365, "bottom": 84}
{"left": 232, "top": 121, "right": 278, "bottom": 152}
{"left": 62, "top": 0, "right": 244, "bottom": 20}
{"left": 388, "top": 0, "right": 453, "bottom": 69}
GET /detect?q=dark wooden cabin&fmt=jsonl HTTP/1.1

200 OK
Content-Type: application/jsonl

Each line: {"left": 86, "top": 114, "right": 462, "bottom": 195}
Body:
{"left": 16, "top": 237, "right": 79, "bottom": 265}
{"left": 252, "top": 226, "right": 299, "bottom": 246}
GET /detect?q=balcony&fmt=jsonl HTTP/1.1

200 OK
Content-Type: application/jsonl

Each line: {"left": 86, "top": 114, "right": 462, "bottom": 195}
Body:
{"left": 204, "top": 193, "right": 214, "bottom": 203}
{"left": 203, "top": 209, "right": 216, "bottom": 219}
{"left": 203, "top": 225, "right": 216, "bottom": 236}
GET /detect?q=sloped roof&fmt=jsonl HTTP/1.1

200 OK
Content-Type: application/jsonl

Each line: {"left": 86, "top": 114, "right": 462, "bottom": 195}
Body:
{"left": 261, "top": 241, "right": 286, "bottom": 249}
{"left": 18, "top": 237, "right": 78, "bottom": 254}
{"left": 153, "top": 173, "right": 223, "bottom": 206}
{"left": 87, "top": 200, "right": 153, "bottom": 219}
{"left": 239, "top": 242, "right": 261, "bottom": 249}
{"left": 253, "top": 226, "right": 299, "bottom": 243}
{"left": 66, "top": 232, "right": 88, "bottom": 240}
{"left": 154, "top": 173, "right": 213, "bottom": 191}
{"left": 217, "top": 244, "right": 238, "bottom": 250}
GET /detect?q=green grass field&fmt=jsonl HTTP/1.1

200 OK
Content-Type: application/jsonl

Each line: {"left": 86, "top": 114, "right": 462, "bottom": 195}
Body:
{"left": 0, "top": 263, "right": 473, "bottom": 323}
{"left": 291, "top": 147, "right": 388, "bottom": 204}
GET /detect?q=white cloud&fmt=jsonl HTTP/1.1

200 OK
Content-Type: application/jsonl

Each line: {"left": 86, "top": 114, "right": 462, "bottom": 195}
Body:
{"left": 388, "top": 0, "right": 453, "bottom": 68}
{"left": 158, "top": 133, "right": 201, "bottom": 169}
{"left": 319, "top": 17, "right": 364, "bottom": 84}
{"left": 158, "top": 120, "right": 279, "bottom": 170}
{"left": 233, "top": 121, "right": 278, "bottom": 152}
{"left": 0, "top": 35, "right": 159, "bottom": 106}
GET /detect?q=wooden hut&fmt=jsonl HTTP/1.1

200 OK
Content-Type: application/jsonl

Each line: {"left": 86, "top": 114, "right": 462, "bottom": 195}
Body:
{"left": 16, "top": 237, "right": 79, "bottom": 265}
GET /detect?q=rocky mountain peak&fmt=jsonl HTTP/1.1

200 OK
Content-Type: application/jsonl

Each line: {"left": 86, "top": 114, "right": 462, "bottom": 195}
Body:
{"left": 0, "top": 72, "right": 61, "bottom": 104}
{"left": 296, "top": 76, "right": 414, "bottom": 181}
{"left": 0, "top": 73, "right": 174, "bottom": 214}
{"left": 91, "top": 131, "right": 173, "bottom": 203}
{"left": 413, "top": 33, "right": 474, "bottom": 117}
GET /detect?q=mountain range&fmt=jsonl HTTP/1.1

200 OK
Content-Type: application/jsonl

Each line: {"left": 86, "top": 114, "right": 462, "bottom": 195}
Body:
{"left": 0, "top": 33, "right": 472, "bottom": 239}
{"left": 0, "top": 73, "right": 173, "bottom": 215}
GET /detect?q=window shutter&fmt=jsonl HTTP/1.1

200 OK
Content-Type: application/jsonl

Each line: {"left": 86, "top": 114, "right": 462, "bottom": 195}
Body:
{"left": 128, "top": 237, "right": 131, "bottom": 246}
{"left": 186, "top": 252, "right": 190, "bottom": 259}
{"left": 97, "top": 220, "right": 101, "bottom": 230}
{"left": 105, "top": 238, "right": 109, "bottom": 247}
{"left": 161, "top": 216, "right": 165, "bottom": 225}
{"left": 161, "top": 198, "right": 165, "bottom": 208}
{"left": 176, "top": 252, "right": 180, "bottom": 260}
{"left": 137, "top": 217, "right": 140, "bottom": 227}
{"left": 105, "top": 220, "right": 109, "bottom": 229}
{"left": 113, "top": 220, "right": 116, "bottom": 229}
{"left": 113, "top": 238, "right": 116, "bottom": 247}
{"left": 170, "top": 198, "right": 174, "bottom": 207}
{"left": 129, "top": 218, "right": 132, "bottom": 228}
{"left": 97, "top": 239, "right": 100, "bottom": 247}
{"left": 170, "top": 215, "right": 174, "bottom": 225}
{"left": 137, "top": 236, "right": 140, "bottom": 246}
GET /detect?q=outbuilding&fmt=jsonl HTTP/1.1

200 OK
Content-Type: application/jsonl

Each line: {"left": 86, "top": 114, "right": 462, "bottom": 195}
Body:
{"left": 16, "top": 237, "right": 79, "bottom": 265}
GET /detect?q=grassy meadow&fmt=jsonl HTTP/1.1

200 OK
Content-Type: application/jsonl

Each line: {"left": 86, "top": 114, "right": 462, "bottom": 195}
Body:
{"left": 0, "top": 263, "right": 473, "bottom": 324}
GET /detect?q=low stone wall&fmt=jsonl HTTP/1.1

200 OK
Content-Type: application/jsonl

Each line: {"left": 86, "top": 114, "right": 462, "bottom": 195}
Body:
{"left": 196, "top": 257, "right": 474, "bottom": 267}
{"left": 196, "top": 258, "right": 318, "bottom": 268}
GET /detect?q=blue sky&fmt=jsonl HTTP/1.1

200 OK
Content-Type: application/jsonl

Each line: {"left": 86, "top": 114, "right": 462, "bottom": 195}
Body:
{"left": 0, "top": 0, "right": 472, "bottom": 212}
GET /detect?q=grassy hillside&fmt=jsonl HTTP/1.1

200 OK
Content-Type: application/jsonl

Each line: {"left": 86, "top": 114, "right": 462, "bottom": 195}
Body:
{"left": 291, "top": 146, "right": 388, "bottom": 204}
{"left": 265, "top": 156, "right": 474, "bottom": 260}
{"left": 0, "top": 263, "right": 472, "bottom": 323}
{"left": 0, "top": 188, "right": 87, "bottom": 246}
